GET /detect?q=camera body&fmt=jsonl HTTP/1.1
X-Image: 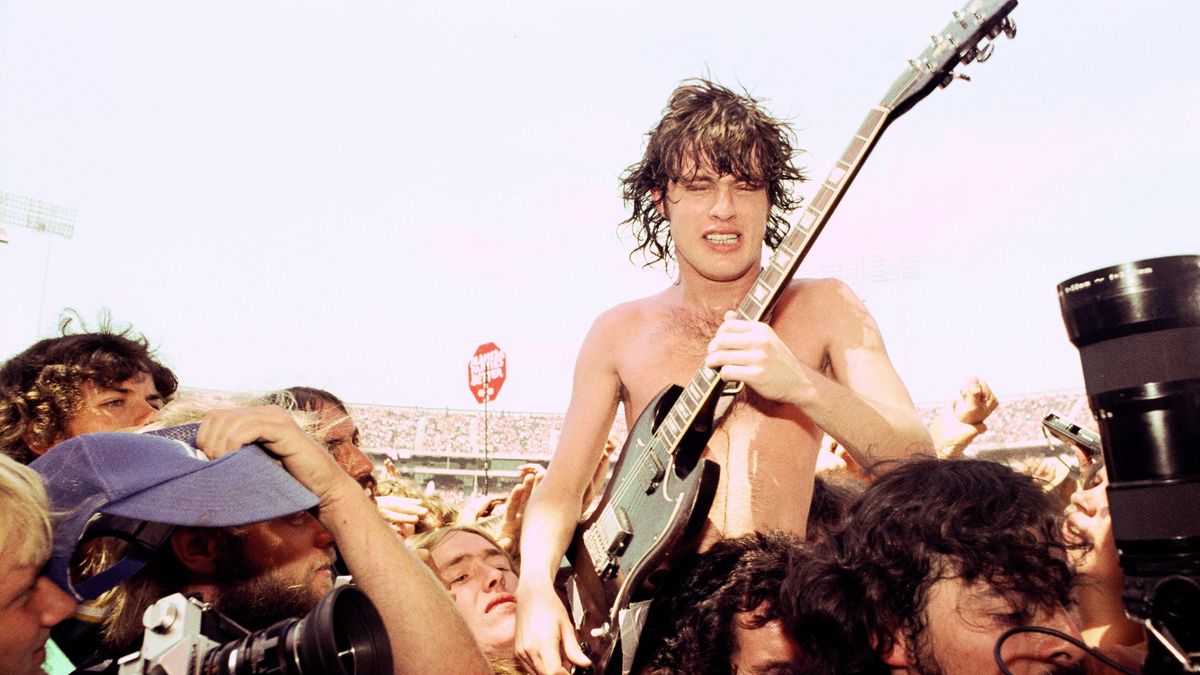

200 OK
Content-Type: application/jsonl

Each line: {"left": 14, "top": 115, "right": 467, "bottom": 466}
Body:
{"left": 116, "top": 593, "right": 232, "bottom": 675}
{"left": 114, "top": 583, "right": 392, "bottom": 675}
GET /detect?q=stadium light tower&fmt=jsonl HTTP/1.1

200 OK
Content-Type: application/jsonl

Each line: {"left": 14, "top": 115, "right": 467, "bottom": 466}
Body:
{"left": 0, "top": 191, "right": 77, "bottom": 243}
{"left": 1, "top": 190, "right": 77, "bottom": 335}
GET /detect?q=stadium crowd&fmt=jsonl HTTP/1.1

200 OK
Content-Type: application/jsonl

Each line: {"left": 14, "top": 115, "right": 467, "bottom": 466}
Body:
{"left": 279, "top": 389, "right": 1085, "bottom": 463}
{"left": 0, "top": 77, "right": 1162, "bottom": 675}
{"left": 0, "top": 276, "right": 1146, "bottom": 675}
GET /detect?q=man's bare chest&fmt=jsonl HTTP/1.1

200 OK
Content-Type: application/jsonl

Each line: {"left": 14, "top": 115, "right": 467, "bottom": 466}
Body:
{"left": 615, "top": 322, "right": 712, "bottom": 420}
{"left": 614, "top": 313, "right": 825, "bottom": 421}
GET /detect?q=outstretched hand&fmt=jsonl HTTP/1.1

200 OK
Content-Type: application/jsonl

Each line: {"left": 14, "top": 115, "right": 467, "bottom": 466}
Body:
{"left": 376, "top": 495, "right": 430, "bottom": 538}
{"left": 951, "top": 377, "right": 997, "bottom": 426}
{"left": 495, "top": 465, "right": 544, "bottom": 556}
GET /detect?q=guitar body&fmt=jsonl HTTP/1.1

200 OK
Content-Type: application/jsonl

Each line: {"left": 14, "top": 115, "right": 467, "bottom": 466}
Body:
{"left": 565, "top": 384, "right": 720, "bottom": 674}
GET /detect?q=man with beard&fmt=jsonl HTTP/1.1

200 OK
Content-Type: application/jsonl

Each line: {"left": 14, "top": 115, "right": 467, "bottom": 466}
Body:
{"left": 33, "top": 409, "right": 491, "bottom": 674}
{"left": 822, "top": 459, "right": 1088, "bottom": 675}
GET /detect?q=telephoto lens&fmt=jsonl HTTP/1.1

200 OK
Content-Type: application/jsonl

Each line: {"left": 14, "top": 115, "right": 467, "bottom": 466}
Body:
{"left": 1058, "top": 254, "right": 1200, "bottom": 673}
{"left": 202, "top": 584, "right": 393, "bottom": 675}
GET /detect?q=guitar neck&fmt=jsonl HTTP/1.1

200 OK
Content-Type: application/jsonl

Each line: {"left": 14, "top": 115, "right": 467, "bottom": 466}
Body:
{"left": 737, "top": 105, "right": 894, "bottom": 323}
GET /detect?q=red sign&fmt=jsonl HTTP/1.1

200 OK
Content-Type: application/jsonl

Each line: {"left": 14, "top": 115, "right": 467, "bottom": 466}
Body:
{"left": 468, "top": 342, "right": 506, "bottom": 404}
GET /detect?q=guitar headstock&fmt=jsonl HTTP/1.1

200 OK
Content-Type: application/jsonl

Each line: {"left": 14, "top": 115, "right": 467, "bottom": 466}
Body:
{"left": 885, "top": 0, "right": 1018, "bottom": 116}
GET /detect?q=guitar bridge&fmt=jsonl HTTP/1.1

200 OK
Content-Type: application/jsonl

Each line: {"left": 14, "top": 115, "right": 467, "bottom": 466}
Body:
{"left": 583, "top": 506, "right": 634, "bottom": 578}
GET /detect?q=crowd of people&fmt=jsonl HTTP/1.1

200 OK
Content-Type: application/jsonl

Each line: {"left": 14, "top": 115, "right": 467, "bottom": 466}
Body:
{"left": 0, "top": 76, "right": 1158, "bottom": 675}
{"left": 187, "top": 383, "right": 1089, "bottom": 464}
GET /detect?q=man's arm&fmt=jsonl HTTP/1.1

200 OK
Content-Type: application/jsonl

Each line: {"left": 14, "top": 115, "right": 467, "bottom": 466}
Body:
{"left": 515, "top": 313, "right": 624, "bottom": 675}
{"left": 706, "top": 279, "right": 932, "bottom": 472}
{"left": 196, "top": 407, "right": 492, "bottom": 675}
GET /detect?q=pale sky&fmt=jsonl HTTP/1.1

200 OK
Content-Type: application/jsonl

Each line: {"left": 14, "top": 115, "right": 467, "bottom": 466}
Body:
{"left": 2, "top": 1, "right": 1197, "bottom": 413}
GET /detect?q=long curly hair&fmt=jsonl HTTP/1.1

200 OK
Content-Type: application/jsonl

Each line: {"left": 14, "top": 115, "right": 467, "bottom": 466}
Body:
{"left": 620, "top": 79, "right": 807, "bottom": 269}
{"left": 646, "top": 531, "right": 806, "bottom": 674}
{"left": 830, "top": 459, "right": 1084, "bottom": 662}
{"left": 0, "top": 314, "right": 178, "bottom": 464}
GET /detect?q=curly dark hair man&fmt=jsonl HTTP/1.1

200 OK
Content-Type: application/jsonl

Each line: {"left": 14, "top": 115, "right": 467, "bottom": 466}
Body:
{"left": 0, "top": 316, "right": 177, "bottom": 464}
{"left": 514, "top": 77, "right": 931, "bottom": 674}
{"left": 620, "top": 78, "right": 806, "bottom": 269}
{"left": 828, "top": 458, "right": 1089, "bottom": 675}
{"left": 642, "top": 531, "right": 808, "bottom": 675}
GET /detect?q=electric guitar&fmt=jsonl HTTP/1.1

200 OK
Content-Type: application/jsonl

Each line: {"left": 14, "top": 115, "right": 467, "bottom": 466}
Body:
{"left": 564, "top": 2, "right": 1018, "bottom": 671}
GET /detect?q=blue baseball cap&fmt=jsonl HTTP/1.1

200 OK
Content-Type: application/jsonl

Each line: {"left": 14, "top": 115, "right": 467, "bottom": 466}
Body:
{"left": 31, "top": 424, "right": 319, "bottom": 600}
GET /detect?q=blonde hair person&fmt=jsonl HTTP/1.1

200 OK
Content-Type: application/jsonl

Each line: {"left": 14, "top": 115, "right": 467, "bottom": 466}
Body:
{"left": 410, "top": 524, "right": 522, "bottom": 667}
{"left": 0, "top": 454, "right": 76, "bottom": 675}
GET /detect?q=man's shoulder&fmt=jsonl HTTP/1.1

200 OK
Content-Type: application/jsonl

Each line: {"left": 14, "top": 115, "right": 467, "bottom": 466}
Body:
{"left": 774, "top": 277, "right": 861, "bottom": 321}
{"left": 590, "top": 289, "right": 675, "bottom": 333}
{"left": 781, "top": 276, "right": 854, "bottom": 302}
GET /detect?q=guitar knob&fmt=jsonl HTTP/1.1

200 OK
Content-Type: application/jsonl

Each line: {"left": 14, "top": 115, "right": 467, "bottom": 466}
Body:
{"left": 1002, "top": 18, "right": 1017, "bottom": 39}
{"left": 939, "top": 71, "right": 972, "bottom": 89}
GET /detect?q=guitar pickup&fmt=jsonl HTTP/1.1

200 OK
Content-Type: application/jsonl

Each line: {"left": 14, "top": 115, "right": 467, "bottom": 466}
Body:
{"left": 608, "top": 507, "right": 633, "bottom": 557}
{"left": 645, "top": 452, "right": 665, "bottom": 494}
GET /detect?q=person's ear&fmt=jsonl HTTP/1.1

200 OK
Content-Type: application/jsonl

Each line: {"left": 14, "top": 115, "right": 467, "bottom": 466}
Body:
{"left": 653, "top": 188, "right": 669, "bottom": 221}
{"left": 880, "top": 636, "right": 912, "bottom": 670}
{"left": 169, "top": 527, "right": 221, "bottom": 576}
{"left": 22, "top": 424, "right": 55, "bottom": 456}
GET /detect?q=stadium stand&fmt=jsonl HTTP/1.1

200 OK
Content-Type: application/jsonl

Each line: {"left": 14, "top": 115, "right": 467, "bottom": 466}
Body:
{"left": 179, "top": 388, "right": 1091, "bottom": 500}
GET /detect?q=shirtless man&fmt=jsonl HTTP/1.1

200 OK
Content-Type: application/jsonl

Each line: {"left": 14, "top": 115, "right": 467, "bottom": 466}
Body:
{"left": 514, "top": 79, "right": 932, "bottom": 674}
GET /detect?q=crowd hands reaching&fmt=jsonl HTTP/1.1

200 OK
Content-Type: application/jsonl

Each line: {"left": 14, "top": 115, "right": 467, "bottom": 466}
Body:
{"left": 0, "top": 319, "right": 1149, "bottom": 675}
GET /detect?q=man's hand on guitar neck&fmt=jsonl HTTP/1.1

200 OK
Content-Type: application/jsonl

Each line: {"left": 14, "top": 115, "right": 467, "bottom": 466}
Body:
{"left": 704, "top": 310, "right": 813, "bottom": 404}
{"left": 514, "top": 581, "right": 591, "bottom": 674}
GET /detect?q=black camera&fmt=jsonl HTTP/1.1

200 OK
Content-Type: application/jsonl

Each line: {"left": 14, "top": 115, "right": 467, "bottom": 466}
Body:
{"left": 116, "top": 584, "right": 393, "bottom": 675}
{"left": 1058, "top": 254, "right": 1200, "bottom": 673}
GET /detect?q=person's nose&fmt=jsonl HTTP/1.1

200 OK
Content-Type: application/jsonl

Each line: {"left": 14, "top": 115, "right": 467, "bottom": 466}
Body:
{"left": 130, "top": 397, "right": 160, "bottom": 428}
{"left": 1070, "top": 483, "right": 1105, "bottom": 516}
{"left": 709, "top": 183, "right": 736, "bottom": 221}
{"left": 35, "top": 576, "right": 77, "bottom": 628}
{"left": 483, "top": 564, "right": 510, "bottom": 591}
{"left": 1008, "top": 606, "right": 1087, "bottom": 670}
{"left": 305, "top": 513, "right": 337, "bottom": 550}
{"left": 342, "top": 446, "right": 376, "bottom": 489}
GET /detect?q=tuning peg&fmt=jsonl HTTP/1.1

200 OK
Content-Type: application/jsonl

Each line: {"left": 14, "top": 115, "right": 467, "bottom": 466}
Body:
{"left": 908, "top": 57, "right": 932, "bottom": 73}
{"left": 938, "top": 71, "right": 972, "bottom": 89}
{"left": 976, "top": 41, "right": 995, "bottom": 62}
{"left": 1002, "top": 17, "right": 1017, "bottom": 39}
